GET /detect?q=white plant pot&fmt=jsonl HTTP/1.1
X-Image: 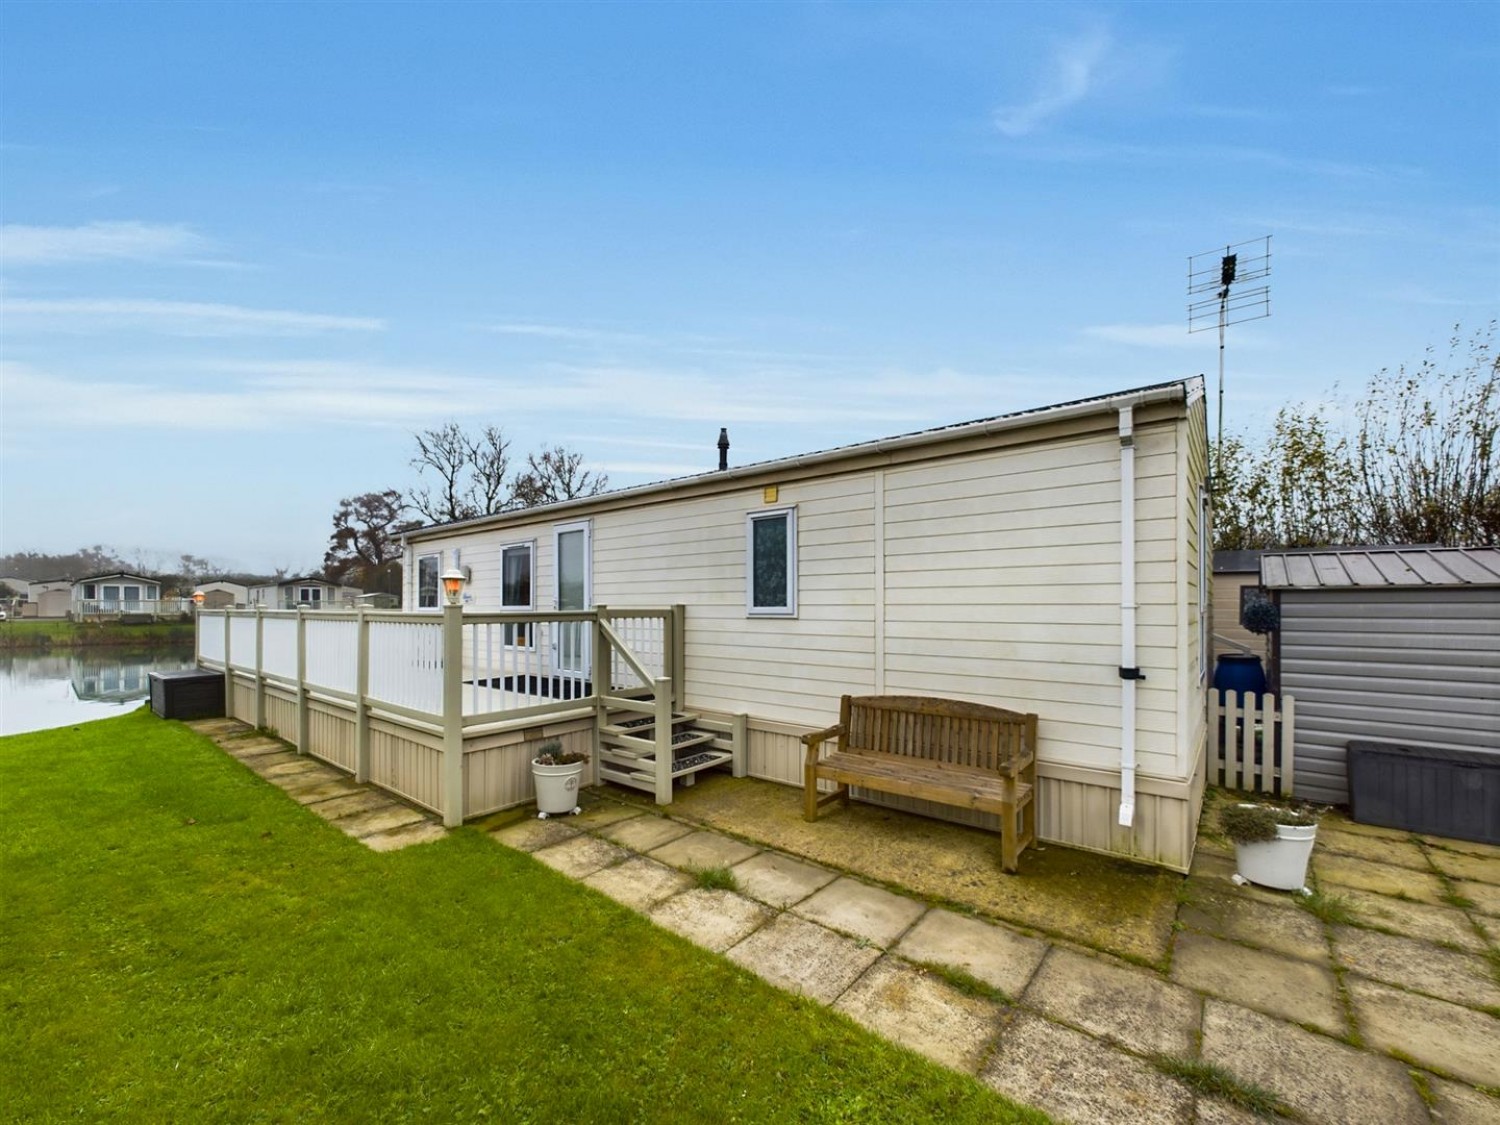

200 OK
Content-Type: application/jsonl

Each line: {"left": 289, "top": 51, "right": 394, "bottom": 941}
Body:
{"left": 1233, "top": 822, "right": 1318, "bottom": 892}
{"left": 532, "top": 759, "right": 586, "bottom": 818}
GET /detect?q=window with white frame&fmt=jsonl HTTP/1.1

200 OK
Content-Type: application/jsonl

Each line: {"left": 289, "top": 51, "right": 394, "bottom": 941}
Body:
{"left": 746, "top": 507, "right": 797, "bottom": 616}
{"left": 500, "top": 541, "right": 535, "bottom": 646}
{"left": 417, "top": 554, "right": 440, "bottom": 609}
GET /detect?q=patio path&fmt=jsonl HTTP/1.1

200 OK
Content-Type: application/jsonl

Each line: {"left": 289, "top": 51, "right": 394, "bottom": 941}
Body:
{"left": 186, "top": 718, "right": 447, "bottom": 851}
{"left": 486, "top": 784, "right": 1500, "bottom": 1125}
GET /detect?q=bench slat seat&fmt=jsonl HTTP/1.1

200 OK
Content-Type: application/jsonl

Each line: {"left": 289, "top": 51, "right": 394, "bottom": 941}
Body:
{"left": 802, "top": 694, "right": 1038, "bottom": 873}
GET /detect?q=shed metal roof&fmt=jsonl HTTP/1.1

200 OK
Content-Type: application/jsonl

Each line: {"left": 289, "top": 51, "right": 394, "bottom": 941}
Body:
{"left": 1260, "top": 547, "right": 1500, "bottom": 590}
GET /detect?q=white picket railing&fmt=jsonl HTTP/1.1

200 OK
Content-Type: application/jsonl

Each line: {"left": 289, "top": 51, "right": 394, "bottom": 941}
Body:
{"left": 1210, "top": 691, "right": 1296, "bottom": 796}
{"left": 368, "top": 619, "right": 444, "bottom": 715}
{"left": 602, "top": 610, "right": 668, "bottom": 691}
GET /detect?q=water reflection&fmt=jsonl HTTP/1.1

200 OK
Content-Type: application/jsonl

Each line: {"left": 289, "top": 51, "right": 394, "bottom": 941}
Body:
{"left": 0, "top": 645, "right": 198, "bottom": 735}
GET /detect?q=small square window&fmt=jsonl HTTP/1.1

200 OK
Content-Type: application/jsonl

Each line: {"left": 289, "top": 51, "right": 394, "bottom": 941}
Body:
{"left": 747, "top": 507, "right": 796, "bottom": 617}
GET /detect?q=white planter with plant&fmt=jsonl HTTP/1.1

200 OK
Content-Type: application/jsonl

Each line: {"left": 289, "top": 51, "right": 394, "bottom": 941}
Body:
{"left": 1221, "top": 803, "right": 1318, "bottom": 894}
{"left": 532, "top": 739, "right": 587, "bottom": 819}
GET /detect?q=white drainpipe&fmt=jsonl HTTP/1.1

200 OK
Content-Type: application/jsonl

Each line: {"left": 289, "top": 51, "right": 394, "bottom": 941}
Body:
{"left": 1118, "top": 404, "right": 1139, "bottom": 829}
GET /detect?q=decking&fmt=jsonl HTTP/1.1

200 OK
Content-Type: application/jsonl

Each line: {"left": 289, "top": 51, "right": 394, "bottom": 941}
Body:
{"left": 195, "top": 604, "right": 747, "bottom": 826}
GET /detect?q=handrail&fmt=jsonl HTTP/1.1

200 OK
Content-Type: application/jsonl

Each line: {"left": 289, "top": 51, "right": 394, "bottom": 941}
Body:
{"left": 597, "top": 619, "right": 655, "bottom": 688}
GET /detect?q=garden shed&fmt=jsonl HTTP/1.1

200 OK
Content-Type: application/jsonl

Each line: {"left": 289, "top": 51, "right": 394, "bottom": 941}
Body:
{"left": 1259, "top": 546, "right": 1500, "bottom": 806}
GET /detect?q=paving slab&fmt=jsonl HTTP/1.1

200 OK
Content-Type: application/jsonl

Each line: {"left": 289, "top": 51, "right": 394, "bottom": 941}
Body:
{"left": 1346, "top": 977, "right": 1500, "bottom": 1088}
{"left": 223, "top": 739, "right": 289, "bottom": 759}
{"left": 283, "top": 778, "right": 367, "bottom": 806}
{"left": 726, "top": 912, "right": 882, "bottom": 1003}
{"left": 647, "top": 888, "right": 771, "bottom": 953}
{"left": 313, "top": 790, "right": 399, "bottom": 821}
{"left": 241, "top": 751, "right": 302, "bottom": 774}
{"left": 1179, "top": 885, "right": 1328, "bottom": 963}
{"left": 1024, "top": 946, "right": 1199, "bottom": 1057}
{"left": 648, "top": 829, "right": 760, "bottom": 871}
{"left": 1427, "top": 835, "right": 1500, "bottom": 862}
{"left": 257, "top": 758, "right": 335, "bottom": 781}
{"left": 582, "top": 856, "right": 692, "bottom": 912}
{"left": 1319, "top": 815, "right": 1418, "bottom": 842}
{"left": 1429, "top": 1077, "right": 1500, "bottom": 1125}
{"left": 894, "top": 908, "right": 1046, "bottom": 999}
{"left": 833, "top": 956, "right": 1005, "bottom": 1073}
{"left": 531, "top": 835, "right": 628, "bottom": 880}
{"left": 1334, "top": 925, "right": 1500, "bottom": 1010}
{"left": 336, "top": 804, "right": 430, "bottom": 839}
{"left": 1193, "top": 1101, "right": 1295, "bottom": 1125}
{"left": 490, "top": 817, "right": 583, "bottom": 853}
{"left": 980, "top": 1011, "right": 1194, "bottom": 1125}
{"left": 1187, "top": 852, "right": 1310, "bottom": 910}
{"left": 1428, "top": 849, "right": 1500, "bottom": 887}
{"left": 1456, "top": 880, "right": 1500, "bottom": 918}
{"left": 600, "top": 815, "right": 693, "bottom": 852}
{"left": 1200, "top": 999, "right": 1427, "bottom": 1125}
{"left": 617, "top": 773, "right": 1179, "bottom": 964}
{"left": 1170, "top": 931, "right": 1344, "bottom": 1035}
{"left": 1335, "top": 887, "right": 1489, "bottom": 952}
{"left": 1317, "top": 829, "right": 1431, "bottom": 871}
{"left": 794, "top": 877, "right": 927, "bottom": 948}
{"left": 571, "top": 801, "right": 643, "bottom": 830}
{"left": 364, "top": 820, "right": 447, "bottom": 852}
{"left": 730, "top": 851, "right": 838, "bottom": 908}
{"left": 1313, "top": 851, "right": 1448, "bottom": 905}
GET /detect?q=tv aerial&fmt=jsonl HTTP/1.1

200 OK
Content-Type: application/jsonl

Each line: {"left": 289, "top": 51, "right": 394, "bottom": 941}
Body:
{"left": 1188, "top": 235, "right": 1271, "bottom": 485}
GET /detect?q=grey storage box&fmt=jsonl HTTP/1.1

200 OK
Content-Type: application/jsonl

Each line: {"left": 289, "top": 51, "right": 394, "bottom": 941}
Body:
{"left": 1347, "top": 741, "right": 1499, "bottom": 845}
{"left": 150, "top": 669, "right": 226, "bottom": 721}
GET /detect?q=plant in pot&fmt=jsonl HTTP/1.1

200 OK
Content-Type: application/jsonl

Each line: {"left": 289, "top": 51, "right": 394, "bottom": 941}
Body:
{"left": 1221, "top": 803, "right": 1318, "bottom": 894}
{"left": 531, "top": 738, "right": 588, "bottom": 819}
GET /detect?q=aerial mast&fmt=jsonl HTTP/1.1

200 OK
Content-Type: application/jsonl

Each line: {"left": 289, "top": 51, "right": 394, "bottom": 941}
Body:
{"left": 1188, "top": 235, "right": 1271, "bottom": 488}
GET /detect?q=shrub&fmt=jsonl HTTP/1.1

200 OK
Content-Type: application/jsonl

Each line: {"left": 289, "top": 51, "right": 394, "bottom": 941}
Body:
{"left": 1220, "top": 803, "right": 1316, "bottom": 844}
{"left": 533, "top": 738, "right": 588, "bottom": 766}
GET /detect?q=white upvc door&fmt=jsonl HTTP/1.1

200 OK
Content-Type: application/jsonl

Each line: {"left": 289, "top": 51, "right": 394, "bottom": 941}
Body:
{"left": 553, "top": 521, "right": 592, "bottom": 679}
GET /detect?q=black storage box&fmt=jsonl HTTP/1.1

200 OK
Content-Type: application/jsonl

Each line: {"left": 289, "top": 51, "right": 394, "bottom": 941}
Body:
{"left": 150, "top": 669, "right": 226, "bottom": 721}
{"left": 1347, "top": 741, "right": 1500, "bottom": 845}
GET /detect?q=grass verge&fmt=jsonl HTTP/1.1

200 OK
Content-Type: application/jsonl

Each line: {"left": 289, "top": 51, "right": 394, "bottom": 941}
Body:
{"left": 0, "top": 709, "right": 1047, "bottom": 1123}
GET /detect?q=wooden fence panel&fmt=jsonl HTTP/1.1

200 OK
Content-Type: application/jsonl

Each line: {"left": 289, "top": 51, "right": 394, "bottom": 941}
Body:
{"left": 1209, "top": 692, "right": 1297, "bottom": 797}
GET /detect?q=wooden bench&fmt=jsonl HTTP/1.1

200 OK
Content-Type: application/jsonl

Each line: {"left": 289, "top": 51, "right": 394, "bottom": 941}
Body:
{"left": 802, "top": 695, "right": 1038, "bottom": 873}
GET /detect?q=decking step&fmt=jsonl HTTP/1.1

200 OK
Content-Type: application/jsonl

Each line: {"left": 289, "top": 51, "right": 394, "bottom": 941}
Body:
{"left": 601, "top": 729, "right": 716, "bottom": 754}
{"left": 599, "top": 712, "right": 699, "bottom": 738}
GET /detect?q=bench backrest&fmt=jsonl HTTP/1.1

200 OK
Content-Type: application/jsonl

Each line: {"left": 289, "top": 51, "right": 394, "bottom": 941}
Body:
{"left": 841, "top": 694, "right": 1036, "bottom": 775}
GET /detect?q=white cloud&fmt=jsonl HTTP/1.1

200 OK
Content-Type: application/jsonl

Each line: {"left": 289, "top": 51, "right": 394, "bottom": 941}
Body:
{"left": 2, "top": 298, "right": 384, "bottom": 335}
{"left": 993, "top": 24, "right": 1114, "bottom": 137}
{"left": 0, "top": 221, "right": 213, "bottom": 266}
{"left": 1082, "top": 323, "right": 1203, "bottom": 348}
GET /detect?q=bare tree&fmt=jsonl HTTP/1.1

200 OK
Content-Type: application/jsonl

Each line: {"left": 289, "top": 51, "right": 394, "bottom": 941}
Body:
{"left": 510, "top": 446, "right": 610, "bottom": 508}
{"left": 409, "top": 423, "right": 512, "bottom": 523}
{"left": 1355, "top": 321, "right": 1498, "bottom": 546}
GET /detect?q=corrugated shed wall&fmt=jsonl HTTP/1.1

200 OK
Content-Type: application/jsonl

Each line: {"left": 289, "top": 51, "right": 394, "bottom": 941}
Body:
{"left": 1279, "top": 587, "right": 1500, "bottom": 804}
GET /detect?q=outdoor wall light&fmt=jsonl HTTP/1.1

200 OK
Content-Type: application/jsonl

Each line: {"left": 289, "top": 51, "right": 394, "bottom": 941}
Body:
{"left": 441, "top": 567, "right": 466, "bottom": 607}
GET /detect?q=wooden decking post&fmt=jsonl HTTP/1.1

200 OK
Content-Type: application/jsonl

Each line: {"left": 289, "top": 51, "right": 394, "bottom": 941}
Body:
{"left": 354, "top": 606, "right": 370, "bottom": 784}
{"left": 732, "top": 711, "right": 748, "bottom": 778}
{"left": 441, "top": 601, "right": 465, "bottom": 827}
{"left": 253, "top": 606, "right": 266, "bottom": 730}
{"left": 590, "top": 607, "right": 608, "bottom": 786}
{"left": 221, "top": 611, "right": 233, "bottom": 712}
{"left": 653, "top": 675, "right": 673, "bottom": 805}
{"left": 295, "top": 607, "right": 309, "bottom": 755}
{"left": 671, "top": 604, "right": 686, "bottom": 712}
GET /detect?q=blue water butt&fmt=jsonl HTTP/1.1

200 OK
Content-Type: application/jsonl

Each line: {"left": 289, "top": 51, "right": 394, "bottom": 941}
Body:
{"left": 1213, "top": 654, "right": 1267, "bottom": 702}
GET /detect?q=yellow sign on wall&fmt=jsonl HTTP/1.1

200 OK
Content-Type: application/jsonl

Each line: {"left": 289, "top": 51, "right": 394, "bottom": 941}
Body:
{"left": 763, "top": 486, "right": 779, "bottom": 504}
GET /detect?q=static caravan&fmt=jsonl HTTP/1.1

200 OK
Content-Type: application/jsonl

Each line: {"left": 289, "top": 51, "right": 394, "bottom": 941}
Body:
{"left": 247, "top": 578, "right": 364, "bottom": 610}
{"left": 404, "top": 377, "right": 1212, "bottom": 870}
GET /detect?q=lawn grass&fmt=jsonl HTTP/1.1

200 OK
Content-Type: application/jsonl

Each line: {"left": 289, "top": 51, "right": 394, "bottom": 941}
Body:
{"left": 0, "top": 618, "right": 195, "bottom": 650}
{"left": 0, "top": 709, "right": 1047, "bottom": 1123}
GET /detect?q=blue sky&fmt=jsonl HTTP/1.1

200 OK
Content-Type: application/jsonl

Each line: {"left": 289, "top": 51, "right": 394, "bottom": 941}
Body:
{"left": 2, "top": 2, "right": 1496, "bottom": 574}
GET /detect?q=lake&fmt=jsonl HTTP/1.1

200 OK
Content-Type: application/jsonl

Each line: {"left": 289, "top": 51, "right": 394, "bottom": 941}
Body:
{"left": 0, "top": 645, "right": 199, "bottom": 736}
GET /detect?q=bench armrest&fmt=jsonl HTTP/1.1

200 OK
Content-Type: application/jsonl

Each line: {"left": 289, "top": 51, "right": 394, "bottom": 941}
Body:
{"left": 801, "top": 723, "right": 846, "bottom": 765}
